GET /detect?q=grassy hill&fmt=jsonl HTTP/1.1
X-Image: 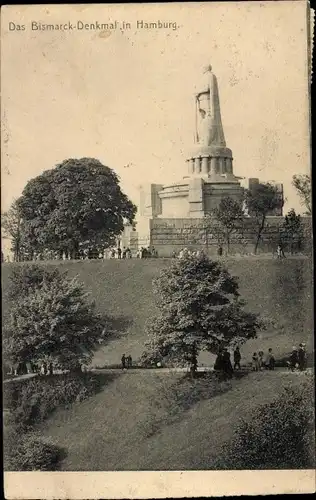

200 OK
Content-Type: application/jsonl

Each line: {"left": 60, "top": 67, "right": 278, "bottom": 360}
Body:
{"left": 2, "top": 256, "right": 314, "bottom": 471}
{"left": 36, "top": 369, "right": 311, "bottom": 470}
{"left": 2, "top": 256, "right": 313, "bottom": 366}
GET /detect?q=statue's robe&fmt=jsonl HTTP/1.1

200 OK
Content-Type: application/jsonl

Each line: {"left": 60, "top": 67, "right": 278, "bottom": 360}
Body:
{"left": 196, "top": 70, "right": 226, "bottom": 147}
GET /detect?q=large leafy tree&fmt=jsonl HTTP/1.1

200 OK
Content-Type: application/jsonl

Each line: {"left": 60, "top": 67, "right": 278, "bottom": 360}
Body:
{"left": 1, "top": 201, "right": 25, "bottom": 262}
{"left": 16, "top": 158, "right": 137, "bottom": 258}
{"left": 245, "top": 183, "right": 282, "bottom": 254}
{"left": 141, "top": 254, "right": 263, "bottom": 373}
{"left": 292, "top": 174, "right": 311, "bottom": 215}
{"left": 209, "top": 196, "right": 245, "bottom": 254}
{"left": 279, "top": 208, "right": 303, "bottom": 254}
{"left": 3, "top": 265, "right": 105, "bottom": 370}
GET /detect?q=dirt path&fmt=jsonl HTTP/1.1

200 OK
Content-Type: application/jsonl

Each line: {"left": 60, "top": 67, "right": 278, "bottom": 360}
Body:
{"left": 3, "top": 365, "right": 312, "bottom": 384}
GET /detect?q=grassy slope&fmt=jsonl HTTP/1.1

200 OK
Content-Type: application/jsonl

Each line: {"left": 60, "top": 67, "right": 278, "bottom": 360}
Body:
{"left": 37, "top": 370, "right": 309, "bottom": 470}
{"left": 2, "top": 257, "right": 313, "bottom": 366}
{"left": 2, "top": 257, "right": 313, "bottom": 470}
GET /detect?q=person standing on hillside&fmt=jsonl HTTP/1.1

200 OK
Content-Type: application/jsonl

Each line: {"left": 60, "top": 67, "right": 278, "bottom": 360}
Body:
{"left": 121, "top": 354, "right": 126, "bottom": 370}
{"left": 289, "top": 346, "right": 299, "bottom": 371}
{"left": 298, "top": 343, "right": 307, "bottom": 371}
{"left": 222, "top": 348, "right": 233, "bottom": 378}
{"left": 266, "top": 348, "right": 275, "bottom": 370}
{"left": 117, "top": 247, "right": 122, "bottom": 259}
{"left": 252, "top": 352, "right": 259, "bottom": 371}
{"left": 258, "top": 351, "right": 264, "bottom": 371}
{"left": 127, "top": 355, "right": 132, "bottom": 369}
{"left": 277, "top": 243, "right": 286, "bottom": 259}
{"left": 214, "top": 348, "right": 224, "bottom": 372}
{"left": 40, "top": 361, "right": 48, "bottom": 376}
{"left": 233, "top": 346, "right": 241, "bottom": 370}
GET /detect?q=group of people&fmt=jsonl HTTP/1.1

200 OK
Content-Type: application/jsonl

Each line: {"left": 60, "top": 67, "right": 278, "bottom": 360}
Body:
{"left": 110, "top": 247, "right": 132, "bottom": 259}
{"left": 121, "top": 354, "right": 133, "bottom": 369}
{"left": 276, "top": 243, "right": 286, "bottom": 259}
{"left": 173, "top": 247, "right": 225, "bottom": 259}
{"left": 8, "top": 360, "right": 54, "bottom": 376}
{"left": 136, "top": 247, "right": 158, "bottom": 259}
{"left": 39, "top": 360, "right": 54, "bottom": 376}
{"left": 214, "top": 347, "right": 234, "bottom": 378}
{"left": 174, "top": 248, "right": 203, "bottom": 259}
{"left": 214, "top": 343, "right": 308, "bottom": 376}
{"left": 109, "top": 246, "right": 159, "bottom": 259}
{"left": 288, "top": 343, "right": 308, "bottom": 371}
{"left": 251, "top": 348, "right": 275, "bottom": 371}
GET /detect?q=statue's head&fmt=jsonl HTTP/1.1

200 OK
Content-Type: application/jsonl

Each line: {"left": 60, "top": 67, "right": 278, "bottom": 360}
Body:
{"left": 203, "top": 64, "right": 212, "bottom": 74}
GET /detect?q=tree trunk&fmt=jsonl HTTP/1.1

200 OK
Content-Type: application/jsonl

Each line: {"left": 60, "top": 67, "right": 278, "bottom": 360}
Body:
{"left": 190, "top": 343, "right": 198, "bottom": 378}
{"left": 290, "top": 239, "right": 294, "bottom": 255}
{"left": 226, "top": 232, "right": 230, "bottom": 255}
{"left": 69, "top": 362, "right": 82, "bottom": 375}
{"left": 70, "top": 241, "right": 79, "bottom": 260}
{"left": 254, "top": 217, "right": 266, "bottom": 254}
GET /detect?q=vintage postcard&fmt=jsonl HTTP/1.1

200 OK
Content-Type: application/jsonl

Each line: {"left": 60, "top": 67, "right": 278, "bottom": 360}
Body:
{"left": 1, "top": 1, "right": 315, "bottom": 498}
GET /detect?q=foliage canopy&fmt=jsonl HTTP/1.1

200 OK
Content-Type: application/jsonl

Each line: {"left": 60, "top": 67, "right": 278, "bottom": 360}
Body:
{"left": 3, "top": 265, "right": 105, "bottom": 370}
{"left": 14, "top": 157, "right": 137, "bottom": 258}
{"left": 141, "top": 254, "right": 263, "bottom": 369}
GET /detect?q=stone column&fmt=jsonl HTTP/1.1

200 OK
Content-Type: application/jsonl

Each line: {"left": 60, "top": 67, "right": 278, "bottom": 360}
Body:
{"left": 219, "top": 157, "right": 226, "bottom": 174}
{"left": 207, "top": 157, "right": 212, "bottom": 174}
{"left": 194, "top": 157, "right": 201, "bottom": 174}
{"left": 188, "top": 158, "right": 194, "bottom": 175}
{"left": 210, "top": 157, "right": 217, "bottom": 176}
{"left": 226, "top": 158, "right": 233, "bottom": 174}
{"left": 201, "top": 156, "right": 208, "bottom": 175}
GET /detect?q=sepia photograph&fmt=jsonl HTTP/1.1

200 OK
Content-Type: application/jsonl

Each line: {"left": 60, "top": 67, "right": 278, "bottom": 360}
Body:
{"left": 1, "top": 1, "right": 314, "bottom": 498}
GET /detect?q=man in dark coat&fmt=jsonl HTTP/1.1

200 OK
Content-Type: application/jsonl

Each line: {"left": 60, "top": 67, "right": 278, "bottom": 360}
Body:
{"left": 233, "top": 346, "right": 241, "bottom": 370}
{"left": 298, "top": 343, "right": 307, "bottom": 371}
{"left": 214, "top": 349, "right": 224, "bottom": 371}
{"left": 121, "top": 354, "right": 126, "bottom": 369}
{"left": 266, "top": 348, "right": 275, "bottom": 370}
{"left": 222, "top": 348, "right": 233, "bottom": 378}
{"left": 289, "top": 347, "right": 299, "bottom": 371}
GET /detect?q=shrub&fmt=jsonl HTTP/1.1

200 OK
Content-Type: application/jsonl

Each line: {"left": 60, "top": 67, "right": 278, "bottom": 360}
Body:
{"left": 3, "top": 427, "right": 66, "bottom": 471}
{"left": 6, "top": 264, "right": 65, "bottom": 300}
{"left": 214, "top": 377, "right": 315, "bottom": 469}
{"left": 3, "top": 264, "right": 105, "bottom": 370}
{"left": 3, "top": 372, "right": 110, "bottom": 429}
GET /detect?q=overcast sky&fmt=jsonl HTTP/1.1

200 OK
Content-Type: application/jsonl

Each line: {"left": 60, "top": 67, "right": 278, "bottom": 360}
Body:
{"left": 1, "top": 2, "right": 311, "bottom": 215}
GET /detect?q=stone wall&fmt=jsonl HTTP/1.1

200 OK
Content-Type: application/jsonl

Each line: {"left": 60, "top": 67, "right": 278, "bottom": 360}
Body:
{"left": 148, "top": 216, "right": 312, "bottom": 257}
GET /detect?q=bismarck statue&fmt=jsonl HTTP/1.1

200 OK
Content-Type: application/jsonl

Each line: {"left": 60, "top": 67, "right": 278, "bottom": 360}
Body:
{"left": 186, "top": 64, "right": 236, "bottom": 180}
{"left": 194, "top": 64, "right": 226, "bottom": 147}
{"left": 139, "top": 63, "right": 245, "bottom": 223}
{"left": 137, "top": 62, "right": 284, "bottom": 253}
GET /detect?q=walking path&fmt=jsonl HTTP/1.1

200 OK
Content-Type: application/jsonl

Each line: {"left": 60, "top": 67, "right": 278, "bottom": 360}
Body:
{"left": 3, "top": 373, "right": 37, "bottom": 384}
{"left": 3, "top": 365, "right": 313, "bottom": 383}
{"left": 3, "top": 367, "right": 208, "bottom": 383}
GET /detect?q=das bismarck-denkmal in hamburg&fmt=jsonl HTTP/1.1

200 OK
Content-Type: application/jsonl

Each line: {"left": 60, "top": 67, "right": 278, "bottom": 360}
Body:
{"left": 2, "top": 61, "right": 314, "bottom": 474}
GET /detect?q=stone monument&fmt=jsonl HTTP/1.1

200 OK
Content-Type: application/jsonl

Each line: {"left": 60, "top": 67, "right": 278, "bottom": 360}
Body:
{"left": 136, "top": 64, "right": 284, "bottom": 255}
{"left": 157, "top": 64, "right": 243, "bottom": 218}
